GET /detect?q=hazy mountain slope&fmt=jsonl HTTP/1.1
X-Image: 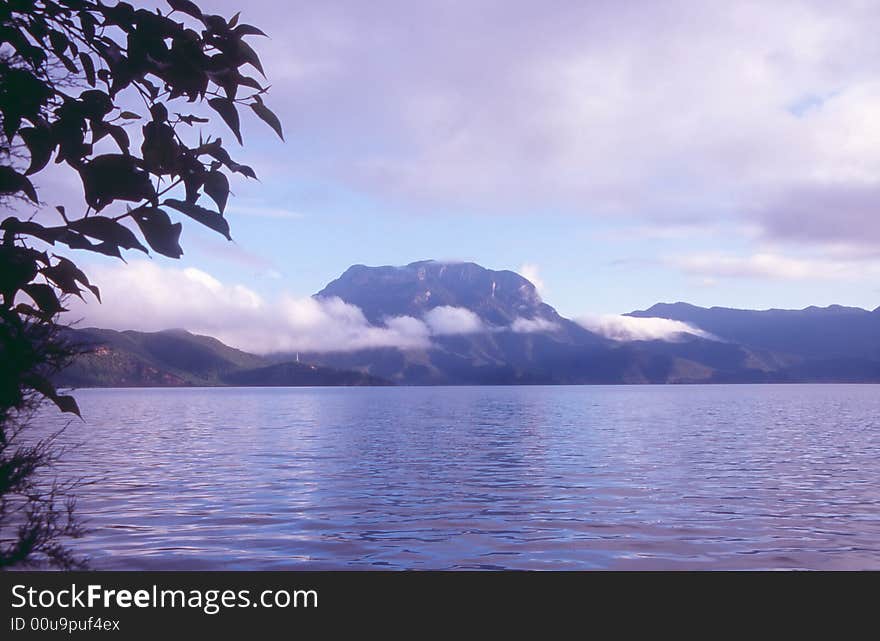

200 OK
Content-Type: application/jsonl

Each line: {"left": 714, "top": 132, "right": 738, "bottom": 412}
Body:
{"left": 627, "top": 303, "right": 880, "bottom": 360}
{"left": 58, "top": 328, "right": 388, "bottom": 387}
{"left": 317, "top": 260, "right": 603, "bottom": 346}
{"left": 304, "top": 261, "right": 803, "bottom": 384}
{"left": 60, "top": 261, "right": 880, "bottom": 386}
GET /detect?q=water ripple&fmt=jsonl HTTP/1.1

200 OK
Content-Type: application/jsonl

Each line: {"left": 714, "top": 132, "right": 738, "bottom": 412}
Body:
{"left": 31, "top": 384, "right": 880, "bottom": 570}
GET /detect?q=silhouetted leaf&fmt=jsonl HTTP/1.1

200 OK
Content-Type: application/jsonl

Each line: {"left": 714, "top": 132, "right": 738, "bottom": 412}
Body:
{"left": 250, "top": 99, "right": 283, "bottom": 141}
{"left": 42, "top": 255, "right": 100, "bottom": 301}
{"left": 69, "top": 216, "right": 148, "bottom": 252}
{"left": 80, "top": 10, "right": 96, "bottom": 40}
{"left": 106, "top": 124, "right": 131, "bottom": 153}
{"left": 23, "top": 283, "right": 64, "bottom": 317}
{"left": 130, "top": 207, "right": 184, "bottom": 258}
{"left": 93, "top": 121, "right": 131, "bottom": 153}
{"left": 79, "top": 89, "right": 114, "bottom": 119}
{"left": 24, "top": 373, "right": 81, "bottom": 416}
{"left": 230, "top": 162, "right": 256, "bottom": 179}
{"left": 178, "top": 114, "right": 209, "bottom": 125}
{"left": 234, "top": 24, "right": 267, "bottom": 38}
{"left": 202, "top": 169, "right": 229, "bottom": 213}
{"left": 19, "top": 126, "right": 54, "bottom": 175}
{"left": 79, "top": 155, "right": 156, "bottom": 210}
{"left": 53, "top": 393, "right": 81, "bottom": 416}
{"left": 0, "top": 218, "right": 66, "bottom": 245}
{"left": 119, "top": 111, "right": 141, "bottom": 120}
{"left": 141, "top": 78, "right": 160, "bottom": 99}
{"left": 141, "top": 121, "right": 178, "bottom": 173}
{"left": 207, "top": 98, "right": 242, "bottom": 144}
{"left": 164, "top": 198, "right": 230, "bottom": 239}
{"left": 237, "top": 39, "right": 264, "bottom": 76}
{"left": 237, "top": 74, "right": 264, "bottom": 92}
{"left": 49, "top": 30, "right": 69, "bottom": 56}
{"left": 91, "top": 240, "right": 124, "bottom": 259}
{"left": 79, "top": 52, "right": 96, "bottom": 86}
{"left": 168, "top": 0, "right": 203, "bottom": 21}
{"left": 0, "top": 237, "right": 40, "bottom": 295}
{"left": 0, "top": 167, "right": 39, "bottom": 202}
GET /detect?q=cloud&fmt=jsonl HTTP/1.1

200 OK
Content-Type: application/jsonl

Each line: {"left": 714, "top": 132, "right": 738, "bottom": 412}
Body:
{"left": 422, "top": 305, "right": 485, "bottom": 335}
{"left": 62, "top": 262, "right": 574, "bottom": 352}
{"left": 64, "top": 261, "right": 430, "bottom": 354}
{"left": 518, "top": 263, "right": 545, "bottom": 294}
{"left": 667, "top": 252, "right": 880, "bottom": 281}
{"left": 509, "top": 317, "right": 559, "bottom": 334}
{"left": 208, "top": 0, "right": 880, "bottom": 252}
{"left": 755, "top": 182, "right": 880, "bottom": 247}
{"left": 577, "top": 315, "right": 715, "bottom": 342}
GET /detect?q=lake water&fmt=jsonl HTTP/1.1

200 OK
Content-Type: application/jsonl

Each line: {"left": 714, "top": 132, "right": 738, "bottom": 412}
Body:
{"left": 37, "top": 385, "right": 880, "bottom": 570}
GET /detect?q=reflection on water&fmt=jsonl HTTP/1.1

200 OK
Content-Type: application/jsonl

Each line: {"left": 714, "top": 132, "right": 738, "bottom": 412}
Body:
{"left": 37, "top": 385, "right": 880, "bottom": 569}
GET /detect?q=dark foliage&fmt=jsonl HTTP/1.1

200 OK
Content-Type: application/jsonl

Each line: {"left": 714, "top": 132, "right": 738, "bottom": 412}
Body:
{"left": 0, "top": 0, "right": 281, "bottom": 568}
{"left": 0, "top": 310, "right": 86, "bottom": 569}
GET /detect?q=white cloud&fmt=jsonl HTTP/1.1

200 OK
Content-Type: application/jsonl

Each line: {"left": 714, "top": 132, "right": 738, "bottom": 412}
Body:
{"left": 667, "top": 252, "right": 880, "bottom": 281}
{"left": 63, "top": 261, "right": 431, "bottom": 354}
{"left": 518, "top": 263, "right": 545, "bottom": 294}
{"left": 509, "top": 317, "right": 559, "bottom": 334}
{"left": 422, "top": 305, "right": 484, "bottom": 335}
{"left": 220, "top": 0, "right": 880, "bottom": 254}
{"left": 577, "top": 315, "right": 715, "bottom": 342}
{"left": 62, "top": 262, "right": 578, "bottom": 351}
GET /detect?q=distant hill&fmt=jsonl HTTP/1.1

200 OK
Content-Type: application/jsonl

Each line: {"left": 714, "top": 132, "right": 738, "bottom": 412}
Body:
{"left": 57, "top": 328, "right": 390, "bottom": 388}
{"left": 60, "top": 261, "right": 880, "bottom": 386}
{"left": 627, "top": 303, "right": 880, "bottom": 360}
{"left": 303, "top": 260, "right": 847, "bottom": 384}
{"left": 317, "top": 260, "right": 595, "bottom": 341}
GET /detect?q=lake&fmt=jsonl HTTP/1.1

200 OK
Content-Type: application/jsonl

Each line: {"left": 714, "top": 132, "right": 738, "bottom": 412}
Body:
{"left": 36, "top": 385, "right": 880, "bottom": 570}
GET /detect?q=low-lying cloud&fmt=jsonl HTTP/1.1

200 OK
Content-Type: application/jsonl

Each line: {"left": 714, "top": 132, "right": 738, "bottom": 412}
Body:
{"left": 64, "top": 262, "right": 430, "bottom": 354}
{"left": 63, "top": 262, "right": 561, "bottom": 353}
{"left": 510, "top": 317, "right": 559, "bottom": 334}
{"left": 422, "top": 305, "right": 485, "bottom": 335}
{"left": 577, "top": 315, "right": 715, "bottom": 342}
{"left": 518, "top": 263, "right": 545, "bottom": 295}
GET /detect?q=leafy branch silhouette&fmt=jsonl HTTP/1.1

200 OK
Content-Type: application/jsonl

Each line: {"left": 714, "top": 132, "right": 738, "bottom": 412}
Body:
{"left": 0, "top": 0, "right": 282, "bottom": 568}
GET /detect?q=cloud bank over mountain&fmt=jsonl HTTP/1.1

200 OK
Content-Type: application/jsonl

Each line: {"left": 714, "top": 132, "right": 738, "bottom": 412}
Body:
{"left": 65, "top": 262, "right": 565, "bottom": 353}
{"left": 576, "top": 315, "right": 716, "bottom": 342}
{"left": 422, "top": 306, "right": 485, "bottom": 335}
{"left": 229, "top": 0, "right": 880, "bottom": 253}
{"left": 64, "top": 262, "right": 431, "bottom": 354}
{"left": 59, "top": 259, "right": 880, "bottom": 386}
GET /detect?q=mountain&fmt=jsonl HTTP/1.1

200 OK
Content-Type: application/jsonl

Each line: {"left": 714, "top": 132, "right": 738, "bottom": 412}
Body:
{"left": 307, "top": 260, "right": 618, "bottom": 384}
{"left": 57, "top": 328, "right": 390, "bottom": 388}
{"left": 318, "top": 260, "right": 594, "bottom": 339}
{"left": 59, "top": 261, "right": 880, "bottom": 387}
{"left": 303, "top": 261, "right": 802, "bottom": 384}
{"left": 626, "top": 302, "right": 880, "bottom": 382}
{"left": 627, "top": 303, "right": 880, "bottom": 360}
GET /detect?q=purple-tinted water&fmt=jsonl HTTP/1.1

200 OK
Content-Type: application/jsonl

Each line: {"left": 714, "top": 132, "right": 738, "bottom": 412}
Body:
{"left": 38, "top": 385, "right": 880, "bottom": 569}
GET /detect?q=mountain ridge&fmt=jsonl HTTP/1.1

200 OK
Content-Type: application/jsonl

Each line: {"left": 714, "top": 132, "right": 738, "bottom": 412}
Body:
{"left": 627, "top": 301, "right": 880, "bottom": 360}
{"left": 57, "top": 260, "right": 880, "bottom": 386}
{"left": 57, "top": 327, "right": 391, "bottom": 388}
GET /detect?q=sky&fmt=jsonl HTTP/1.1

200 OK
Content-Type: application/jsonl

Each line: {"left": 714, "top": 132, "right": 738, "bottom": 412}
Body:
{"left": 28, "top": 0, "right": 880, "bottom": 347}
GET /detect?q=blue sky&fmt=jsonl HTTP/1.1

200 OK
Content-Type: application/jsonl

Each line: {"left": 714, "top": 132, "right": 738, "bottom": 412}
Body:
{"left": 44, "top": 1, "right": 880, "bottom": 346}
